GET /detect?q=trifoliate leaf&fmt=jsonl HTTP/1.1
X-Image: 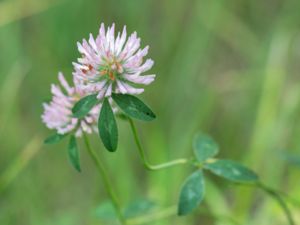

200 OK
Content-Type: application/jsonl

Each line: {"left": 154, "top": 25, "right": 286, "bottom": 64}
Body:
{"left": 178, "top": 170, "right": 205, "bottom": 216}
{"left": 44, "top": 133, "right": 67, "bottom": 144}
{"left": 204, "top": 159, "right": 258, "bottom": 184}
{"left": 98, "top": 98, "right": 118, "bottom": 152}
{"left": 68, "top": 135, "right": 81, "bottom": 172}
{"left": 112, "top": 93, "right": 156, "bottom": 121}
{"left": 72, "top": 94, "right": 98, "bottom": 118}
{"left": 193, "top": 133, "right": 219, "bottom": 162}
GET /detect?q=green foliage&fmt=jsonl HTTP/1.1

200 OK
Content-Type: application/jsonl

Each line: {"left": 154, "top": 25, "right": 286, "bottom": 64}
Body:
{"left": 98, "top": 98, "right": 118, "bottom": 152}
{"left": 112, "top": 93, "right": 156, "bottom": 121}
{"left": 68, "top": 135, "right": 81, "bottom": 172}
{"left": 44, "top": 133, "right": 67, "bottom": 144}
{"left": 193, "top": 133, "right": 219, "bottom": 162}
{"left": 178, "top": 170, "right": 205, "bottom": 216}
{"left": 94, "top": 199, "right": 156, "bottom": 221}
{"left": 123, "top": 199, "right": 156, "bottom": 219}
{"left": 115, "top": 112, "right": 129, "bottom": 121}
{"left": 3, "top": 0, "right": 300, "bottom": 224}
{"left": 280, "top": 152, "right": 300, "bottom": 168}
{"left": 204, "top": 159, "right": 258, "bottom": 184}
{"left": 177, "top": 133, "right": 260, "bottom": 217}
{"left": 94, "top": 201, "right": 117, "bottom": 220}
{"left": 72, "top": 94, "right": 98, "bottom": 119}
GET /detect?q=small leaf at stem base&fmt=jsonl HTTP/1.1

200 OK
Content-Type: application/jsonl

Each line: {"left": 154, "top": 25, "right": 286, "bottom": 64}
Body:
{"left": 94, "top": 201, "right": 117, "bottom": 220}
{"left": 123, "top": 199, "right": 156, "bottom": 219}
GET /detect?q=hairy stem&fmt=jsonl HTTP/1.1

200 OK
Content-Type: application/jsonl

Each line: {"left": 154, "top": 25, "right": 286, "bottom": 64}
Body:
{"left": 83, "top": 133, "right": 127, "bottom": 225}
{"left": 128, "top": 118, "right": 190, "bottom": 171}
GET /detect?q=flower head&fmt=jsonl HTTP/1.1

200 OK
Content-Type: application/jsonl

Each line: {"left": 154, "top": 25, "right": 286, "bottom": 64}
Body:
{"left": 73, "top": 23, "right": 155, "bottom": 99}
{"left": 42, "top": 73, "right": 100, "bottom": 137}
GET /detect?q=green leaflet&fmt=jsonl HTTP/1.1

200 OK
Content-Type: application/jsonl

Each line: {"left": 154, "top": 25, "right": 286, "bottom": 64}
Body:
{"left": 98, "top": 98, "right": 118, "bottom": 152}
{"left": 193, "top": 133, "right": 219, "bottom": 162}
{"left": 112, "top": 93, "right": 156, "bottom": 121}
{"left": 94, "top": 201, "right": 117, "bottom": 220}
{"left": 204, "top": 159, "right": 258, "bottom": 184}
{"left": 44, "top": 133, "right": 67, "bottom": 144}
{"left": 72, "top": 94, "right": 98, "bottom": 118}
{"left": 178, "top": 170, "right": 205, "bottom": 216}
{"left": 123, "top": 199, "right": 156, "bottom": 219}
{"left": 68, "top": 135, "right": 81, "bottom": 172}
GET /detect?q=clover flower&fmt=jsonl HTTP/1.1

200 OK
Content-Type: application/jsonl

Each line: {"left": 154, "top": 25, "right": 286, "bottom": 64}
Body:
{"left": 73, "top": 23, "right": 156, "bottom": 99}
{"left": 42, "top": 73, "right": 100, "bottom": 137}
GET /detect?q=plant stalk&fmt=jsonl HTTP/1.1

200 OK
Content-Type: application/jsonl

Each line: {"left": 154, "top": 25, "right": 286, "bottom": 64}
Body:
{"left": 257, "top": 182, "right": 295, "bottom": 225}
{"left": 128, "top": 118, "right": 190, "bottom": 171}
{"left": 83, "top": 133, "right": 127, "bottom": 225}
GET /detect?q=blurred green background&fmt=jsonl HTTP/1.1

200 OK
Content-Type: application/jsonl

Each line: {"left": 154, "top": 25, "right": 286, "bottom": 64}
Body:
{"left": 1, "top": 0, "right": 300, "bottom": 224}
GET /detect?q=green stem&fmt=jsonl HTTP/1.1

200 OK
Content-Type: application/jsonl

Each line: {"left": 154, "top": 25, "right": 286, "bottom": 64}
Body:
{"left": 128, "top": 118, "right": 190, "bottom": 171}
{"left": 257, "top": 182, "right": 295, "bottom": 225}
{"left": 83, "top": 133, "right": 127, "bottom": 225}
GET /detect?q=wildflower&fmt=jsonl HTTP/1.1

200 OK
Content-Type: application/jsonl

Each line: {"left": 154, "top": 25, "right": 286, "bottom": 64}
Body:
{"left": 42, "top": 73, "right": 100, "bottom": 137}
{"left": 73, "top": 23, "right": 155, "bottom": 99}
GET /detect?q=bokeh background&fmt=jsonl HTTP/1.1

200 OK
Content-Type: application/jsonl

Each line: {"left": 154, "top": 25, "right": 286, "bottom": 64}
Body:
{"left": 1, "top": 0, "right": 300, "bottom": 224}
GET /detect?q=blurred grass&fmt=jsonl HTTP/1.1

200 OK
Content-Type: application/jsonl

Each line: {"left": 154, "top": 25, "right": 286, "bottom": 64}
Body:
{"left": 1, "top": 0, "right": 300, "bottom": 224}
